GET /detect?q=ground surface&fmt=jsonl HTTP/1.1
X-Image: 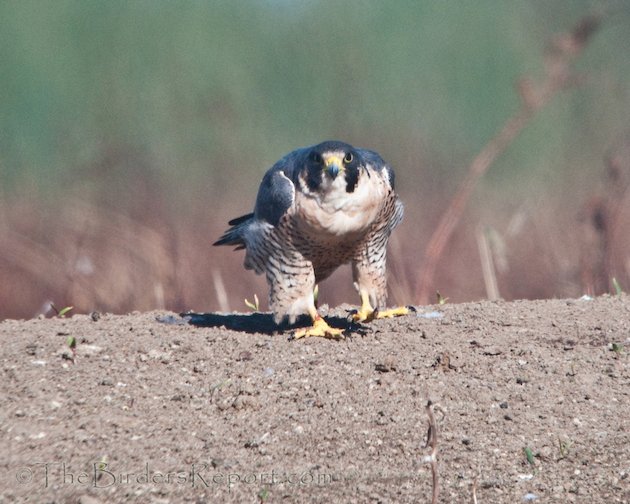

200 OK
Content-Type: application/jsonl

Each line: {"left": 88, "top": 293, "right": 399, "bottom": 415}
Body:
{"left": 0, "top": 296, "right": 628, "bottom": 504}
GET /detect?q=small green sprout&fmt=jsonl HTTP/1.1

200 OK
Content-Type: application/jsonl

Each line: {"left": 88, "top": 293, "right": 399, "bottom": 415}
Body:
{"left": 258, "top": 487, "right": 270, "bottom": 503}
{"left": 611, "top": 342, "right": 623, "bottom": 354}
{"left": 93, "top": 456, "right": 108, "bottom": 483}
{"left": 97, "top": 455, "right": 108, "bottom": 471}
{"left": 558, "top": 438, "right": 572, "bottom": 460}
{"left": 50, "top": 303, "right": 73, "bottom": 318}
{"left": 244, "top": 294, "right": 260, "bottom": 312}
{"left": 612, "top": 277, "right": 623, "bottom": 297}
{"left": 66, "top": 336, "right": 76, "bottom": 351}
{"left": 65, "top": 335, "right": 77, "bottom": 363}
{"left": 436, "top": 291, "right": 449, "bottom": 305}
{"left": 523, "top": 446, "right": 535, "bottom": 466}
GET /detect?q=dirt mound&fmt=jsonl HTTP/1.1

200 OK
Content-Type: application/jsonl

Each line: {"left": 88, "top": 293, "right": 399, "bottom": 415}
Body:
{"left": 1, "top": 296, "right": 628, "bottom": 503}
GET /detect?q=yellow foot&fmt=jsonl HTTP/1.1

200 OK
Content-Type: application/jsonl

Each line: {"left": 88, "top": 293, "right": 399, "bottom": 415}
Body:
{"left": 291, "top": 317, "right": 345, "bottom": 341}
{"left": 352, "top": 305, "right": 413, "bottom": 323}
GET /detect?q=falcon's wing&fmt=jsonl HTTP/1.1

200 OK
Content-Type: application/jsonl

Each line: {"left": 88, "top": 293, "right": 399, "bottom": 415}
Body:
{"left": 214, "top": 152, "right": 299, "bottom": 248}
{"left": 214, "top": 154, "right": 301, "bottom": 277}
{"left": 254, "top": 167, "right": 295, "bottom": 226}
{"left": 357, "top": 148, "right": 396, "bottom": 190}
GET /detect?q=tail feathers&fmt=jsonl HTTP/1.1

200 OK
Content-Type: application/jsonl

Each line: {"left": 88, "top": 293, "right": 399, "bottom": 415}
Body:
{"left": 213, "top": 213, "right": 254, "bottom": 247}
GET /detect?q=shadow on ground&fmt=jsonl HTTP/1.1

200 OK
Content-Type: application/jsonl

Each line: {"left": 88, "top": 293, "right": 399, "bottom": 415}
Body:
{"left": 157, "top": 311, "right": 357, "bottom": 336}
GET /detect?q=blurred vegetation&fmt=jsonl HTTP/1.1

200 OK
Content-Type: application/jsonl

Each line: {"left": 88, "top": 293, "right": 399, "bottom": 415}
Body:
{"left": 1, "top": 0, "right": 630, "bottom": 318}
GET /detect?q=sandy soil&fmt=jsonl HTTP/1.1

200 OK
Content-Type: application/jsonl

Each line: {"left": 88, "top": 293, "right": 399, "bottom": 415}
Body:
{"left": 0, "top": 295, "right": 628, "bottom": 503}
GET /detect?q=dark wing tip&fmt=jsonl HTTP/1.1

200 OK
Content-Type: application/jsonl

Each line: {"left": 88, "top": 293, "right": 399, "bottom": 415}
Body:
{"left": 213, "top": 213, "right": 254, "bottom": 247}
{"left": 228, "top": 213, "right": 255, "bottom": 226}
{"left": 213, "top": 236, "right": 231, "bottom": 247}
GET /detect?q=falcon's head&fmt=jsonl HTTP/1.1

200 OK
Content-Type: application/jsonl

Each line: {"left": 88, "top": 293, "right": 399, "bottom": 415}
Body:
{"left": 301, "top": 141, "right": 363, "bottom": 195}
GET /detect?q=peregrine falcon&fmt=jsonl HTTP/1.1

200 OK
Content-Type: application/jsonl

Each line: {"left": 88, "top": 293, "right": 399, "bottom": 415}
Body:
{"left": 214, "top": 140, "right": 409, "bottom": 339}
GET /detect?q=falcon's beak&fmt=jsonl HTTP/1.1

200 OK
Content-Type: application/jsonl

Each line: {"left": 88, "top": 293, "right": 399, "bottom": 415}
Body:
{"left": 327, "top": 163, "right": 340, "bottom": 179}
{"left": 324, "top": 154, "right": 344, "bottom": 180}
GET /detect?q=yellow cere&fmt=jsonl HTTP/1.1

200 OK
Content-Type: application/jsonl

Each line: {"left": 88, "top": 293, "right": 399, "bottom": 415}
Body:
{"left": 322, "top": 152, "right": 345, "bottom": 169}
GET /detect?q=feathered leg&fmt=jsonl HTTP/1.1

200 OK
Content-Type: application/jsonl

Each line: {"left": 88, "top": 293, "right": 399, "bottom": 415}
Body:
{"left": 265, "top": 237, "right": 344, "bottom": 340}
{"left": 350, "top": 205, "right": 410, "bottom": 322}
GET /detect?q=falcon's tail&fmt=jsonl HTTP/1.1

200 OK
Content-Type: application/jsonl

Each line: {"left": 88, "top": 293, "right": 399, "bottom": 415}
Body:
{"left": 213, "top": 213, "right": 255, "bottom": 249}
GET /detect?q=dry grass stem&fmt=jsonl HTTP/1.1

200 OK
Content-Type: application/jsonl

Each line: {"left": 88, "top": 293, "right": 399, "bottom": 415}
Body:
{"left": 476, "top": 226, "right": 500, "bottom": 300}
{"left": 422, "top": 399, "right": 440, "bottom": 504}
{"left": 416, "top": 15, "right": 601, "bottom": 304}
{"left": 212, "top": 269, "right": 230, "bottom": 312}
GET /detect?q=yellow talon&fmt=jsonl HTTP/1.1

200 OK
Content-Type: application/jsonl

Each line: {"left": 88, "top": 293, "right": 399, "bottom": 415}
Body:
{"left": 292, "top": 316, "right": 345, "bottom": 340}
{"left": 374, "top": 306, "right": 411, "bottom": 318}
{"left": 352, "top": 291, "right": 411, "bottom": 322}
{"left": 352, "top": 306, "right": 377, "bottom": 323}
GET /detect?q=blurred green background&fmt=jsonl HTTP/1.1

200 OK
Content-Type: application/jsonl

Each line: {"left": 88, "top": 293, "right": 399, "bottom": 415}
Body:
{"left": 1, "top": 0, "right": 629, "bottom": 319}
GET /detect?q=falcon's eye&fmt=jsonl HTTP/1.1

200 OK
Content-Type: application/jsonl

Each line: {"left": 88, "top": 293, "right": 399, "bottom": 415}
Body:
{"left": 310, "top": 152, "right": 322, "bottom": 164}
{"left": 343, "top": 152, "right": 354, "bottom": 164}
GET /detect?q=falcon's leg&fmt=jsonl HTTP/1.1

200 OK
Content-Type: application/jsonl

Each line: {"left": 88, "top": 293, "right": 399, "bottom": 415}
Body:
{"left": 291, "top": 305, "right": 345, "bottom": 341}
{"left": 352, "top": 290, "right": 410, "bottom": 322}
{"left": 351, "top": 244, "right": 410, "bottom": 323}
{"left": 265, "top": 244, "right": 344, "bottom": 340}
